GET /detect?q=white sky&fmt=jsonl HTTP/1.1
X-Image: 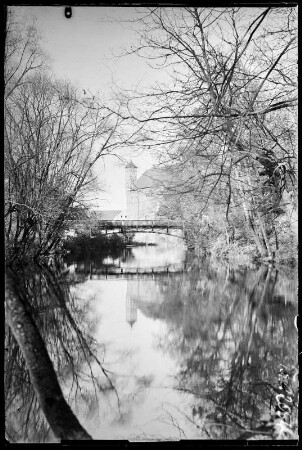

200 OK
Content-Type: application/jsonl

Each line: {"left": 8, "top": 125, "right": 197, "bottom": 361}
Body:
{"left": 12, "top": 6, "right": 291, "bottom": 210}
{"left": 12, "top": 5, "right": 163, "bottom": 210}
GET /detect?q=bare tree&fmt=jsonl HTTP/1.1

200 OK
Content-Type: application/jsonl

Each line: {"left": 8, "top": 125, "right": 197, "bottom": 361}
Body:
{"left": 4, "top": 10, "right": 135, "bottom": 261}
{"left": 5, "top": 72, "right": 127, "bottom": 260}
{"left": 118, "top": 7, "right": 297, "bottom": 258}
{"left": 4, "top": 7, "right": 48, "bottom": 100}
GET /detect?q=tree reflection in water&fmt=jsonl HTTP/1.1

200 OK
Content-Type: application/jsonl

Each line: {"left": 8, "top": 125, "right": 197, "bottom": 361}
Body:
{"left": 146, "top": 263, "right": 298, "bottom": 440}
{"left": 5, "top": 255, "right": 298, "bottom": 442}
{"left": 5, "top": 260, "right": 117, "bottom": 442}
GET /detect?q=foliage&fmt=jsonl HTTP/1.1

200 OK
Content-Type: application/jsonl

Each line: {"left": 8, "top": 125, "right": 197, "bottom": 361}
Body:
{"left": 210, "top": 237, "right": 256, "bottom": 267}
{"left": 274, "top": 216, "right": 297, "bottom": 266}
{"left": 64, "top": 232, "right": 130, "bottom": 257}
{"left": 4, "top": 11, "right": 129, "bottom": 262}
{"left": 121, "top": 7, "right": 297, "bottom": 260}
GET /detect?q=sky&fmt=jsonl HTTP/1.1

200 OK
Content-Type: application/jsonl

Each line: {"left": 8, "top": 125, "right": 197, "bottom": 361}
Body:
{"left": 12, "top": 5, "right": 163, "bottom": 210}
{"left": 9, "top": 6, "right": 296, "bottom": 210}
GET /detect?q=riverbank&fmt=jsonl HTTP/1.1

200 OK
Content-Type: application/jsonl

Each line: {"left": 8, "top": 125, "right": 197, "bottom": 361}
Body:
{"left": 62, "top": 232, "right": 157, "bottom": 259}
{"left": 190, "top": 235, "right": 297, "bottom": 269}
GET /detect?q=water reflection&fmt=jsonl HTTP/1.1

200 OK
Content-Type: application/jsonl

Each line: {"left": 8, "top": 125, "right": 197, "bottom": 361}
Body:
{"left": 5, "top": 245, "right": 298, "bottom": 442}
{"left": 149, "top": 264, "right": 298, "bottom": 439}
{"left": 5, "top": 261, "right": 110, "bottom": 442}
{"left": 65, "top": 236, "right": 187, "bottom": 278}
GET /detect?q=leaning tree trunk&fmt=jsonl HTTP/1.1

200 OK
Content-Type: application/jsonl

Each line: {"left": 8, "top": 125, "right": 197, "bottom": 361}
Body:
{"left": 5, "top": 272, "right": 93, "bottom": 441}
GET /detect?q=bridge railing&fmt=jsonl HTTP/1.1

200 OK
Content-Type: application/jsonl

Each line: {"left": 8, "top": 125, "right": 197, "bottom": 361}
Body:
{"left": 95, "top": 219, "right": 182, "bottom": 228}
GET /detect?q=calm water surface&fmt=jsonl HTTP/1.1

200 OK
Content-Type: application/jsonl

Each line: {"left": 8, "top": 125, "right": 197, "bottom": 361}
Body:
{"left": 5, "top": 235, "right": 298, "bottom": 442}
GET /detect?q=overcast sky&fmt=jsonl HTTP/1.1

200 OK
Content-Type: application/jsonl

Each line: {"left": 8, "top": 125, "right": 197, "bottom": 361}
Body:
{"left": 12, "top": 5, "right": 162, "bottom": 210}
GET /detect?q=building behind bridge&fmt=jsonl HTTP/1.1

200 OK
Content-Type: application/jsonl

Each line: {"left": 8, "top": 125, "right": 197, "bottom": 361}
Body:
{"left": 95, "top": 160, "right": 174, "bottom": 221}
{"left": 125, "top": 160, "right": 171, "bottom": 220}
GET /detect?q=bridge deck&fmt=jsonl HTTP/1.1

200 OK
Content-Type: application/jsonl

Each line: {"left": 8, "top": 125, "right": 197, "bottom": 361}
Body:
{"left": 93, "top": 220, "right": 183, "bottom": 229}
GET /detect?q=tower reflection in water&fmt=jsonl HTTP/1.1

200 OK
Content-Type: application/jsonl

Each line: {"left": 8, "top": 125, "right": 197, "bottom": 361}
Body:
{"left": 125, "top": 277, "right": 167, "bottom": 329}
{"left": 126, "top": 293, "right": 137, "bottom": 328}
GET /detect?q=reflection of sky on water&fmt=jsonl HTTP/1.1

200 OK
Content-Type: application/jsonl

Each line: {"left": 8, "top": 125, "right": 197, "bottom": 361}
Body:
{"left": 122, "top": 235, "right": 187, "bottom": 268}
{"left": 67, "top": 252, "right": 298, "bottom": 440}
{"left": 6, "top": 245, "right": 298, "bottom": 441}
{"left": 73, "top": 279, "right": 201, "bottom": 440}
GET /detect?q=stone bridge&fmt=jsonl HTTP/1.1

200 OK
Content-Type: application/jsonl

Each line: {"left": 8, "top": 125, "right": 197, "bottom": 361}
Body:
{"left": 91, "top": 220, "right": 184, "bottom": 237}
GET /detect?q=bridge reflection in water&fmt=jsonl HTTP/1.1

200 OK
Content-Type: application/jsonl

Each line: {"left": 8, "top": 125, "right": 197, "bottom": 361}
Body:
{"left": 66, "top": 237, "right": 188, "bottom": 283}
{"left": 88, "top": 263, "right": 186, "bottom": 278}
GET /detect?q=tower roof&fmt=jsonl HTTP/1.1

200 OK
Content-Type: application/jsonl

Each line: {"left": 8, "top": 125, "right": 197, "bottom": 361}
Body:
{"left": 125, "top": 160, "right": 137, "bottom": 169}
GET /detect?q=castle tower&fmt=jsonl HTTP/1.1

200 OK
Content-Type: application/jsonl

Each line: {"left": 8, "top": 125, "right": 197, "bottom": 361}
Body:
{"left": 125, "top": 160, "right": 139, "bottom": 219}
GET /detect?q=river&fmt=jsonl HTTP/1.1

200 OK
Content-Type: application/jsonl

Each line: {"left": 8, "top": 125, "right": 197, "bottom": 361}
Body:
{"left": 5, "top": 234, "right": 298, "bottom": 442}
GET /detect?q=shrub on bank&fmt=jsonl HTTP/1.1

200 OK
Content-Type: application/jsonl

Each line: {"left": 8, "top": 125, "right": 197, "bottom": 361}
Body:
{"left": 274, "top": 216, "right": 297, "bottom": 266}
{"left": 63, "top": 232, "right": 130, "bottom": 257}
{"left": 209, "top": 235, "right": 257, "bottom": 267}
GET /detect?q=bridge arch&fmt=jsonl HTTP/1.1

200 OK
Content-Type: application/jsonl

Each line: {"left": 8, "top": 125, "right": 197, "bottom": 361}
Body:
{"left": 98, "top": 228, "right": 184, "bottom": 239}
{"left": 91, "top": 220, "right": 185, "bottom": 239}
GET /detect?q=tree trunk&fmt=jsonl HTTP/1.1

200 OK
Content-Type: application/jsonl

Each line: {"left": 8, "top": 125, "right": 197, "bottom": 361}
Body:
{"left": 256, "top": 212, "right": 273, "bottom": 258}
{"left": 242, "top": 201, "right": 268, "bottom": 256}
{"left": 5, "top": 273, "right": 93, "bottom": 441}
{"left": 233, "top": 167, "right": 268, "bottom": 257}
{"left": 282, "top": 190, "right": 298, "bottom": 242}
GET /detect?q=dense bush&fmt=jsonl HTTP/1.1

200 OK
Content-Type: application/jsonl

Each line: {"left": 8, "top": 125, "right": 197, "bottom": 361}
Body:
{"left": 63, "top": 232, "right": 131, "bottom": 258}
{"left": 209, "top": 235, "right": 258, "bottom": 267}
{"left": 274, "top": 216, "right": 297, "bottom": 266}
